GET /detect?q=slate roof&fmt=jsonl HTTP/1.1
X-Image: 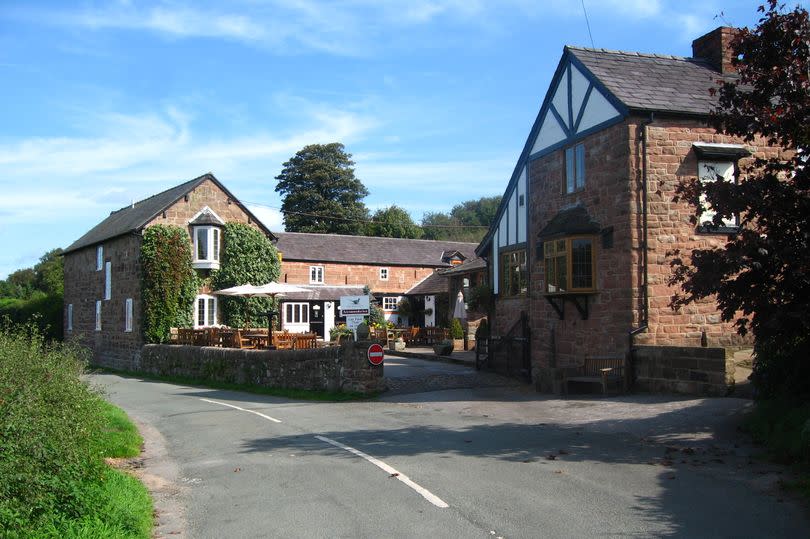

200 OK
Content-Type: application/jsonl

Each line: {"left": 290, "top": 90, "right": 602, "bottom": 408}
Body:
{"left": 568, "top": 46, "right": 734, "bottom": 116}
{"left": 439, "top": 257, "right": 487, "bottom": 276}
{"left": 274, "top": 232, "right": 478, "bottom": 267}
{"left": 64, "top": 173, "right": 274, "bottom": 254}
{"left": 405, "top": 271, "right": 448, "bottom": 296}
{"left": 279, "top": 285, "right": 366, "bottom": 302}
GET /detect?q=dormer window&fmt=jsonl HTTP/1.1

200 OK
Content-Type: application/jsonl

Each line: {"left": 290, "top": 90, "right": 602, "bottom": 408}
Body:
{"left": 189, "top": 207, "right": 225, "bottom": 270}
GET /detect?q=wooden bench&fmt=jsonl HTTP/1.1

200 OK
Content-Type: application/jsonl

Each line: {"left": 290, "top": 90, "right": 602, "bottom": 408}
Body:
{"left": 563, "top": 356, "right": 627, "bottom": 395}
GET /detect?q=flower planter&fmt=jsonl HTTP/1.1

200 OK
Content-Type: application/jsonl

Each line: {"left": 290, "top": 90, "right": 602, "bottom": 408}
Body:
{"left": 433, "top": 340, "right": 453, "bottom": 356}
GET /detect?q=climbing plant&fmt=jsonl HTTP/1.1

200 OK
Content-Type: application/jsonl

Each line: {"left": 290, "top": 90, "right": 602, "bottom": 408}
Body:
{"left": 141, "top": 225, "right": 198, "bottom": 343}
{"left": 211, "top": 222, "right": 280, "bottom": 327}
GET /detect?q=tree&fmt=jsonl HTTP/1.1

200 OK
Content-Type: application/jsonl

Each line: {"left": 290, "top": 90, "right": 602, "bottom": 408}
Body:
{"left": 669, "top": 1, "right": 810, "bottom": 400}
{"left": 365, "top": 205, "right": 423, "bottom": 239}
{"left": 421, "top": 195, "right": 501, "bottom": 242}
{"left": 275, "top": 143, "right": 369, "bottom": 235}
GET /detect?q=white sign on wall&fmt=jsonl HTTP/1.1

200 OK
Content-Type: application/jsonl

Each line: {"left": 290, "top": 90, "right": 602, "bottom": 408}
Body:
{"left": 345, "top": 314, "right": 365, "bottom": 330}
{"left": 340, "top": 295, "right": 370, "bottom": 315}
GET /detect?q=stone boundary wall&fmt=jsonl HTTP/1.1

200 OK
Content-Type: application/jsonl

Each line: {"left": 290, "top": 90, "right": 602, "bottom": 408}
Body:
{"left": 633, "top": 345, "right": 735, "bottom": 396}
{"left": 138, "top": 340, "right": 385, "bottom": 394}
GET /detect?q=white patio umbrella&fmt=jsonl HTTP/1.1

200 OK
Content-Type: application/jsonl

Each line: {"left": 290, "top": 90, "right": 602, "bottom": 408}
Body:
{"left": 452, "top": 290, "right": 467, "bottom": 321}
{"left": 214, "top": 282, "right": 310, "bottom": 345}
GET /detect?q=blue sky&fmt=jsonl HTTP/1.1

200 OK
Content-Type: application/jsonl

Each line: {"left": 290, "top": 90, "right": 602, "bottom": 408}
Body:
{"left": 0, "top": 0, "right": 777, "bottom": 278}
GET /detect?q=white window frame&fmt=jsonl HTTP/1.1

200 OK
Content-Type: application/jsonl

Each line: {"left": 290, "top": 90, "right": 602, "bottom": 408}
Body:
{"left": 379, "top": 267, "right": 389, "bottom": 280}
{"left": 95, "top": 300, "right": 102, "bottom": 331}
{"left": 697, "top": 160, "right": 737, "bottom": 230}
{"left": 67, "top": 304, "right": 73, "bottom": 332}
{"left": 192, "top": 226, "right": 221, "bottom": 269}
{"left": 565, "top": 143, "right": 586, "bottom": 194}
{"left": 309, "top": 265, "right": 324, "bottom": 284}
{"left": 382, "top": 297, "right": 398, "bottom": 311}
{"left": 284, "top": 302, "right": 310, "bottom": 324}
{"left": 195, "top": 294, "right": 217, "bottom": 328}
{"left": 124, "top": 298, "right": 133, "bottom": 333}
{"left": 104, "top": 261, "right": 111, "bottom": 300}
{"left": 96, "top": 245, "right": 103, "bottom": 271}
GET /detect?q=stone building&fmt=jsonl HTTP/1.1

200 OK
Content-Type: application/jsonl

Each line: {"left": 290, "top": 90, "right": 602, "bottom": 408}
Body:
{"left": 274, "top": 232, "right": 478, "bottom": 338}
{"left": 62, "top": 173, "right": 275, "bottom": 369}
{"left": 478, "top": 27, "right": 775, "bottom": 391}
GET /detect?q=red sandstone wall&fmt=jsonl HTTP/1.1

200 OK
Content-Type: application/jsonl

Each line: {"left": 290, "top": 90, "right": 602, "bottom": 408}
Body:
{"left": 279, "top": 260, "right": 435, "bottom": 294}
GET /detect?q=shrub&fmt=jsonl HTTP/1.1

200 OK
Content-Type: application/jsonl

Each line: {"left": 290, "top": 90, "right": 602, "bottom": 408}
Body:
{"left": 141, "top": 225, "right": 197, "bottom": 343}
{"left": 450, "top": 318, "right": 464, "bottom": 339}
{"left": 212, "top": 223, "right": 280, "bottom": 328}
{"left": 0, "top": 292, "right": 63, "bottom": 341}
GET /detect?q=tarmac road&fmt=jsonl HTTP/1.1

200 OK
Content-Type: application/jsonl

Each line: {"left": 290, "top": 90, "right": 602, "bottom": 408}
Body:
{"left": 92, "top": 363, "right": 810, "bottom": 539}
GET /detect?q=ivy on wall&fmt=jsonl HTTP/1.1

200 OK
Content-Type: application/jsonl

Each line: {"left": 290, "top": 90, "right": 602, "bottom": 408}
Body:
{"left": 141, "top": 225, "right": 198, "bottom": 343}
{"left": 211, "top": 222, "right": 280, "bottom": 328}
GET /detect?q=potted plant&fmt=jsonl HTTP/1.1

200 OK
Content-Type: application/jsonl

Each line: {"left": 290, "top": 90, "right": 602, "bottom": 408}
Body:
{"left": 450, "top": 318, "right": 464, "bottom": 350}
{"left": 433, "top": 339, "right": 453, "bottom": 356}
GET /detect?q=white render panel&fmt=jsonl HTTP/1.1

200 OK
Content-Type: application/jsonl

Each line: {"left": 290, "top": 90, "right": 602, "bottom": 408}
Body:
{"left": 498, "top": 211, "right": 507, "bottom": 246}
{"left": 492, "top": 235, "right": 499, "bottom": 294}
{"left": 570, "top": 64, "right": 590, "bottom": 120}
{"left": 577, "top": 87, "right": 620, "bottom": 133}
{"left": 517, "top": 168, "right": 527, "bottom": 243}
{"left": 508, "top": 189, "right": 517, "bottom": 244}
{"left": 551, "top": 80, "right": 569, "bottom": 130}
{"left": 531, "top": 112, "right": 567, "bottom": 154}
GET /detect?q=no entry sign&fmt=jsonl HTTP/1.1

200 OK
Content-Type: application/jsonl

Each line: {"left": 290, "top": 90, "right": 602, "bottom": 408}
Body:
{"left": 367, "top": 343, "right": 385, "bottom": 366}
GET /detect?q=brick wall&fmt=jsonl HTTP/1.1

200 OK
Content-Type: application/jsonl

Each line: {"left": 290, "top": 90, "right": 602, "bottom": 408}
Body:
{"left": 139, "top": 340, "right": 385, "bottom": 394}
{"left": 516, "top": 120, "right": 635, "bottom": 382}
{"left": 633, "top": 345, "right": 735, "bottom": 396}
{"left": 280, "top": 260, "right": 435, "bottom": 294}
{"left": 64, "top": 234, "right": 143, "bottom": 370}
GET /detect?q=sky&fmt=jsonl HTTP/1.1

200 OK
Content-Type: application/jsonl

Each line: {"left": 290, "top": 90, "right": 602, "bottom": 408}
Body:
{"left": 0, "top": 0, "right": 783, "bottom": 279}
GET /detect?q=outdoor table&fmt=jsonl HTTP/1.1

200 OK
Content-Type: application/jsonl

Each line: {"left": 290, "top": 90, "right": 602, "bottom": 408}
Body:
{"left": 243, "top": 333, "right": 270, "bottom": 349}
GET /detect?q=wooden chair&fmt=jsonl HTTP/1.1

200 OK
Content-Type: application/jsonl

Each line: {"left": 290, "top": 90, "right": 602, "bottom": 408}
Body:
{"left": 293, "top": 333, "right": 317, "bottom": 350}
{"left": 233, "top": 330, "right": 257, "bottom": 350}
{"left": 275, "top": 331, "right": 294, "bottom": 350}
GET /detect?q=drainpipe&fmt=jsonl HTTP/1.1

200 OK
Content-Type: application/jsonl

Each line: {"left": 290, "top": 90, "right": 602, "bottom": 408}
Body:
{"left": 628, "top": 113, "right": 654, "bottom": 387}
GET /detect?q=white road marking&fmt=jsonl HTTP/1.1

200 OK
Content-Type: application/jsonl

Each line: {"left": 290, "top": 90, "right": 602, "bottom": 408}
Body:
{"left": 199, "top": 398, "right": 282, "bottom": 423}
{"left": 315, "top": 435, "right": 450, "bottom": 509}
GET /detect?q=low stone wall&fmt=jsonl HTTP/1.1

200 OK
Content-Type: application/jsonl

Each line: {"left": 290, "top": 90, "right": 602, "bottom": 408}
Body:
{"left": 633, "top": 345, "right": 735, "bottom": 397}
{"left": 138, "top": 340, "right": 385, "bottom": 394}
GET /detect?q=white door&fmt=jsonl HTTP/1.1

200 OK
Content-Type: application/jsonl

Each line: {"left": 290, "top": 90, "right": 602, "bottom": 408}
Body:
{"left": 283, "top": 302, "right": 310, "bottom": 333}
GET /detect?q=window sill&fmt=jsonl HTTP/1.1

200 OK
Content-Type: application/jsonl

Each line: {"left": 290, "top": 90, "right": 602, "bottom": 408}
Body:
{"left": 193, "top": 260, "right": 220, "bottom": 270}
{"left": 696, "top": 225, "right": 739, "bottom": 235}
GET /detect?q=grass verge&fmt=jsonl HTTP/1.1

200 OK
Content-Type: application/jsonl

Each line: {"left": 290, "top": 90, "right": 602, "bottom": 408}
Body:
{"left": 92, "top": 366, "right": 380, "bottom": 402}
{"left": 0, "top": 323, "right": 152, "bottom": 538}
{"left": 743, "top": 399, "right": 810, "bottom": 502}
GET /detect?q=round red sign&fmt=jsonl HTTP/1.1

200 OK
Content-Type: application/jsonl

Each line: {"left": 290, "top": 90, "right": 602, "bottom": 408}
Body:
{"left": 367, "top": 343, "right": 385, "bottom": 366}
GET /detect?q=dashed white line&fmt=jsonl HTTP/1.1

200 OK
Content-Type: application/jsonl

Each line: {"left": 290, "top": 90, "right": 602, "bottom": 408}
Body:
{"left": 199, "top": 398, "right": 282, "bottom": 423}
{"left": 315, "top": 435, "right": 450, "bottom": 509}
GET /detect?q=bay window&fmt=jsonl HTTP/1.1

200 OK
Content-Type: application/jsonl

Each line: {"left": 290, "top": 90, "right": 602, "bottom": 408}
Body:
{"left": 193, "top": 226, "right": 221, "bottom": 269}
{"left": 544, "top": 236, "right": 596, "bottom": 293}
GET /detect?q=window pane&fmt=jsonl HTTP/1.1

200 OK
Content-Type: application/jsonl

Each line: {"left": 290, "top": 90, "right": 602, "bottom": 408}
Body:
{"left": 302, "top": 305, "right": 308, "bottom": 323}
{"left": 207, "top": 298, "right": 216, "bottom": 326}
{"left": 571, "top": 239, "right": 593, "bottom": 289}
{"left": 575, "top": 144, "right": 585, "bottom": 189}
{"left": 198, "top": 298, "right": 205, "bottom": 326}
{"left": 565, "top": 147, "right": 575, "bottom": 193}
{"left": 197, "top": 228, "right": 208, "bottom": 260}
{"left": 213, "top": 229, "right": 220, "bottom": 261}
{"left": 286, "top": 303, "right": 292, "bottom": 323}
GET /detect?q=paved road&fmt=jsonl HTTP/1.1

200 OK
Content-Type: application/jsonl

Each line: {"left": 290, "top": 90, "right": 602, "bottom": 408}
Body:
{"left": 93, "top": 365, "right": 809, "bottom": 539}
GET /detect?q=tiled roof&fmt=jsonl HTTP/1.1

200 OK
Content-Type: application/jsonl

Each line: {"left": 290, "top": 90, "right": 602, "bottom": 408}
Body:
{"left": 64, "top": 173, "right": 274, "bottom": 254}
{"left": 274, "top": 232, "right": 478, "bottom": 267}
{"left": 568, "top": 46, "right": 734, "bottom": 115}
{"left": 405, "top": 271, "right": 449, "bottom": 295}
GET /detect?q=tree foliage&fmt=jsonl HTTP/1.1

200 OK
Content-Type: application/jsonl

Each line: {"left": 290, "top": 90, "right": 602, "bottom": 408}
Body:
{"left": 421, "top": 195, "right": 501, "bottom": 242}
{"left": 275, "top": 143, "right": 369, "bottom": 235}
{"left": 0, "top": 248, "right": 64, "bottom": 340}
{"left": 211, "top": 222, "right": 281, "bottom": 328}
{"left": 141, "top": 225, "right": 198, "bottom": 343}
{"left": 365, "top": 205, "right": 423, "bottom": 239}
{"left": 669, "top": 1, "right": 810, "bottom": 400}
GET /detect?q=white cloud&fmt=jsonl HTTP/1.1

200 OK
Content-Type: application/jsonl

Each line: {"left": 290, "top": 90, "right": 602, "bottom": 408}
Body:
{"left": 245, "top": 204, "right": 285, "bottom": 232}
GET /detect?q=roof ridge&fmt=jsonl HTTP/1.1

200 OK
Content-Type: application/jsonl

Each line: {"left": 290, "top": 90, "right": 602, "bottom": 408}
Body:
{"left": 274, "top": 231, "right": 478, "bottom": 246}
{"left": 108, "top": 173, "right": 212, "bottom": 215}
{"left": 565, "top": 44, "right": 707, "bottom": 63}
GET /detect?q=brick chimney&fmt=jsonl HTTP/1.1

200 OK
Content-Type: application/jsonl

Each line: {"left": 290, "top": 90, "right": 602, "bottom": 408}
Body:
{"left": 691, "top": 26, "right": 739, "bottom": 73}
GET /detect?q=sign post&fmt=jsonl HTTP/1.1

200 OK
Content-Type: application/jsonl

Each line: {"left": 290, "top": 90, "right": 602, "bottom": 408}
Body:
{"left": 340, "top": 295, "right": 370, "bottom": 340}
{"left": 367, "top": 343, "right": 385, "bottom": 366}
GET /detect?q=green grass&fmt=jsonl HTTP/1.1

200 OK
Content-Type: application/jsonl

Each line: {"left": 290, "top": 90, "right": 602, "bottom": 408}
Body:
{"left": 743, "top": 399, "right": 810, "bottom": 503}
{"left": 93, "top": 366, "right": 380, "bottom": 402}
{"left": 0, "top": 323, "right": 153, "bottom": 538}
